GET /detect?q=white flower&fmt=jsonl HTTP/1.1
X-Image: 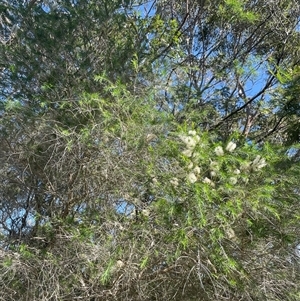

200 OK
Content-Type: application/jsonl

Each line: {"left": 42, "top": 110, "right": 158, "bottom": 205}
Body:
{"left": 252, "top": 155, "right": 261, "bottom": 166}
{"left": 146, "top": 133, "right": 157, "bottom": 143}
{"left": 188, "top": 130, "right": 197, "bottom": 136}
{"left": 180, "top": 135, "right": 196, "bottom": 149}
{"left": 233, "top": 169, "right": 241, "bottom": 175}
{"left": 192, "top": 152, "right": 200, "bottom": 159}
{"left": 115, "top": 260, "right": 125, "bottom": 269}
{"left": 179, "top": 135, "right": 189, "bottom": 144}
{"left": 214, "top": 146, "right": 224, "bottom": 156}
{"left": 182, "top": 149, "right": 193, "bottom": 157}
{"left": 185, "top": 136, "right": 197, "bottom": 149}
{"left": 256, "top": 158, "right": 267, "bottom": 169}
{"left": 170, "top": 177, "right": 179, "bottom": 187}
{"left": 180, "top": 133, "right": 200, "bottom": 149}
{"left": 210, "top": 170, "right": 217, "bottom": 178}
{"left": 141, "top": 209, "right": 150, "bottom": 217}
{"left": 229, "top": 177, "right": 238, "bottom": 185}
{"left": 252, "top": 156, "right": 267, "bottom": 170}
{"left": 226, "top": 141, "right": 237, "bottom": 152}
{"left": 187, "top": 172, "right": 197, "bottom": 183}
{"left": 193, "top": 166, "right": 201, "bottom": 174}
{"left": 187, "top": 162, "right": 194, "bottom": 169}
{"left": 203, "top": 177, "right": 215, "bottom": 187}
{"left": 226, "top": 227, "right": 236, "bottom": 240}
{"left": 152, "top": 177, "right": 158, "bottom": 184}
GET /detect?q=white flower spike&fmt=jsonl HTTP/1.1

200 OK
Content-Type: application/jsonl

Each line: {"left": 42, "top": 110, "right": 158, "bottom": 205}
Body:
{"left": 188, "top": 130, "right": 197, "bottom": 136}
{"left": 229, "top": 177, "right": 238, "bottom": 185}
{"left": 170, "top": 177, "right": 179, "bottom": 187}
{"left": 214, "top": 146, "right": 224, "bottom": 156}
{"left": 233, "top": 169, "right": 241, "bottom": 175}
{"left": 193, "top": 166, "right": 201, "bottom": 174}
{"left": 203, "top": 177, "right": 215, "bottom": 187}
{"left": 226, "top": 141, "right": 237, "bottom": 152}
{"left": 187, "top": 162, "right": 194, "bottom": 169}
{"left": 252, "top": 155, "right": 267, "bottom": 170}
{"left": 187, "top": 172, "right": 197, "bottom": 183}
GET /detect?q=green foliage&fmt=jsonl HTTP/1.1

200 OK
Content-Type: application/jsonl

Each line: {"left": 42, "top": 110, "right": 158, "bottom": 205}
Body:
{"left": 0, "top": 0, "right": 299, "bottom": 300}
{"left": 219, "top": 0, "right": 258, "bottom": 23}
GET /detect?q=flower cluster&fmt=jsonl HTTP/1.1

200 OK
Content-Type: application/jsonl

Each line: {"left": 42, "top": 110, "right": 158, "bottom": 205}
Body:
{"left": 240, "top": 155, "right": 267, "bottom": 172}
{"left": 179, "top": 132, "right": 267, "bottom": 188}
{"left": 207, "top": 141, "right": 267, "bottom": 186}
{"left": 226, "top": 141, "right": 237, "bottom": 152}
{"left": 180, "top": 130, "right": 200, "bottom": 158}
{"left": 180, "top": 130, "right": 201, "bottom": 183}
{"left": 214, "top": 141, "right": 237, "bottom": 157}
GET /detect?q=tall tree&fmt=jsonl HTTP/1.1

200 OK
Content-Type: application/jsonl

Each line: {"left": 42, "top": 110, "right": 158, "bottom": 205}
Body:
{"left": 0, "top": 1, "right": 299, "bottom": 300}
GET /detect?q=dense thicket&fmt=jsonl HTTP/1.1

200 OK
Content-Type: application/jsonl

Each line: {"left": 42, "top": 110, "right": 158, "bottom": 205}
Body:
{"left": 0, "top": 0, "right": 299, "bottom": 300}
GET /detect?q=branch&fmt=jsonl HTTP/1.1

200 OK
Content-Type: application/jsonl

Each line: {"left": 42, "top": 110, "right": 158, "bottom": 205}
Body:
{"left": 150, "top": 13, "right": 189, "bottom": 64}
{"left": 211, "top": 74, "right": 276, "bottom": 130}
{"left": 256, "top": 115, "right": 285, "bottom": 143}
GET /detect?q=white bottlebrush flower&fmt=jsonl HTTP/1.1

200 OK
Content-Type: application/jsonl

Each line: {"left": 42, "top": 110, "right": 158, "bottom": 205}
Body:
{"left": 182, "top": 149, "right": 193, "bottom": 157}
{"left": 226, "top": 141, "right": 237, "bottom": 152}
{"left": 203, "top": 177, "right": 215, "bottom": 187}
{"left": 210, "top": 170, "right": 217, "bottom": 178}
{"left": 187, "top": 162, "right": 194, "bottom": 169}
{"left": 226, "top": 227, "right": 236, "bottom": 240}
{"left": 185, "top": 136, "right": 197, "bottom": 149}
{"left": 187, "top": 172, "right": 197, "bottom": 183}
{"left": 229, "top": 177, "right": 238, "bottom": 185}
{"left": 188, "top": 130, "right": 197, "bottom": 136}
{"left": 252, "top": 156, "right": 267, "bottom": 170}
{"left": 256, "top": 158, "right": 267, "bottom": 169}
{"left": 115, "top": 260, "right": 125, "bottom": 269}
{"left": 233, "top": 169, "right": 241, "bottom": 175}
{"left": 252, "top": 155, "right": 261, "bottom": 166}
{"left": 180, "top": 135, "right": 196, "bottom": 149}
{"left": 141, "top": 209, "right": 150, "bottom": 217}
{"left": 152, "top": 177, "right": 158, "bottom": 185}
{"left": 214, "top": 146, "right": 224, "bottom": 156}
{"left": 146, "top": 133, "right": 157, "bottom": 143}
{"left": 179, "top": 135, "right": 189, "bottom": 144}
{"left": 170, "top": 177, "right": 179, "bottom": 187}
{"left": 192, "top": 151, "right": 200, "bottom": 159}
{"left": 193, "top": 166, "right": 201, "bottom": 174}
